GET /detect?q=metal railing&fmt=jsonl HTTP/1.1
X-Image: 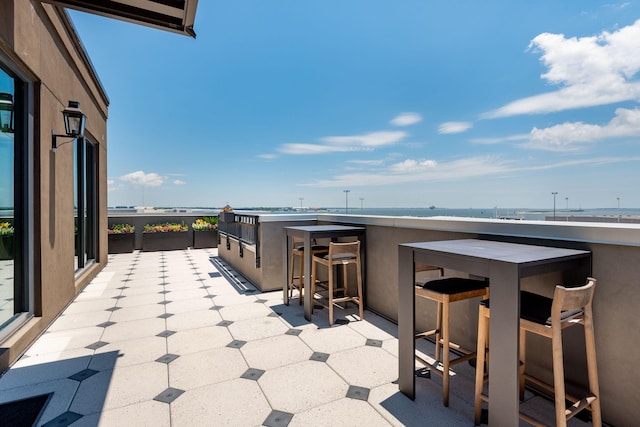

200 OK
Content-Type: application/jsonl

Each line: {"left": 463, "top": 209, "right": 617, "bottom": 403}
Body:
{"left": 218, "top": 213, "right": 260, "bottom": 267}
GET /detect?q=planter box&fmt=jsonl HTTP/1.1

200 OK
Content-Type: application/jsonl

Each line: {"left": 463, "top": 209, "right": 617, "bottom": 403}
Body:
{"left": 193, "top": 230, "right": 218, "bottom": 249}
{"left": 0, "top": 235, "right": 14, "bottom": 260}
{"left": 142, "top": 232, "right": 189, "bottom": 252}
{"left": 108, "top": 233, "right": 134, "bottom": 254}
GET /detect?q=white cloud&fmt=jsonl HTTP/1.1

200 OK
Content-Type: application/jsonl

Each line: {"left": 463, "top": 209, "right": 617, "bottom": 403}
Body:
{"left": 389, "top": 159, "right": 437, "bottom": 173}
{"left": 302, "top": 156, "right": 509, "bottom": 187}
{"left": 279, "top": 143, "right": 360, "bottom": 155}
{"left": 173, "top": 179, "right": 186, "bottom": 185}
{"left": 300, "top": 153, "right": 640, "bottom": 188}
{"left": 390, "top": 112, "right": 422, "bottom": 126}
{"left": 518, "top": 156, "right": 640, "bottom": 171}
{"left": 107, "top": 179, "right": 119, "bottom": 192}
{"left": 279, "top": 131, "right": 406, "bottom": 155}
{"left": 483, "top": 20, "right": 640, "bottom": 118}
{"left": 605, "top": 2, "right": 630, "bottom": 10}
{"left": 438, "top": 121, "right": 473, "bottom": 134}
{"left": 523, "top": 108, "right": 640, "bottom": 151}
{"left": 470, "top": 134, "right": 530, "bottom": 144}
{"left": 321, "top": 131, "right": 407, "bottom": 147}
{"left": 120, "top": 170, "right": 165, "bottom": 187}
{"left": 258, "top": 153, "right": 278, "bottom": 159}
{"left": 347, "top": 159, "right": 384, "bottom": 166}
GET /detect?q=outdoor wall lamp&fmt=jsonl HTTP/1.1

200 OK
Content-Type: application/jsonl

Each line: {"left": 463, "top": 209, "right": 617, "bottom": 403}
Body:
{"left": 0, "top": 92, "right": 14, "bottom": 134}
{"left": 52, "top": 100, "right": 86, "bottom": 152}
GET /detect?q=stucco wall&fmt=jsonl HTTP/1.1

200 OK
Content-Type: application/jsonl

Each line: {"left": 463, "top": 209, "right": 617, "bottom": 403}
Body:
{"left": 1, "top": 2, "right": 109, "bottom": 368}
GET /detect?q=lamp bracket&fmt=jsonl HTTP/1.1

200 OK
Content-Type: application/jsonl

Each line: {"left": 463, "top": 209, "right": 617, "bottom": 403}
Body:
{"left": 51, "top": 131, "right": 79, "bottom": 153}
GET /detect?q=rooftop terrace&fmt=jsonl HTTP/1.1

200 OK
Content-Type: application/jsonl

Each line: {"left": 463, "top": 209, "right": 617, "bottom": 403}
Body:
{"left": 0, "top": 248, "right": 593, "bottom": 426}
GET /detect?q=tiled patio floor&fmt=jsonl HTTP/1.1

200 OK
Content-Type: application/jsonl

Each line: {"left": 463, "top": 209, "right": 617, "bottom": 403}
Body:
{"left": 0, "top": 249, "right": 591, "bottom": 426}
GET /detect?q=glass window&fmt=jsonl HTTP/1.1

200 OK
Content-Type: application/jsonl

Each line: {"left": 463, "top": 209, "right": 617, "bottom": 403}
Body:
{"left": 74, "top": 137, "right": 97, "bottom": 270}
{"left": 0, "top": 66, "right": 24, "bottom": 331}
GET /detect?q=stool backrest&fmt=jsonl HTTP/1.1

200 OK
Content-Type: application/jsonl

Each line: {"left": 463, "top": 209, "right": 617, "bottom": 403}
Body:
{"left": 551, "top": 277, "right": 596, "bottom": 325}
{"left": 328, "top": 241, "right": 360, "bottom": 260}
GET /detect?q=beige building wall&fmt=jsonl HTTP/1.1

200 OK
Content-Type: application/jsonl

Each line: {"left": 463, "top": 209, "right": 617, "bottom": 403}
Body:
{"left": 0, "top": 1, "right": 108, "bottom": 369}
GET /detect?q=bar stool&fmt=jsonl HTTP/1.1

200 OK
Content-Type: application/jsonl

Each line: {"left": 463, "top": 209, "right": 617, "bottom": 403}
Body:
{"left": 474, "top": 277, "right": 601, "bottom": 427}
{"left": 311, "top": 241, "right": 363, "bottom": 326}
{"left": 415, "top": 276, "right": 489, "bottom": 407}
{"left": 288, "top": 236, "right": 328, "bottom": 304}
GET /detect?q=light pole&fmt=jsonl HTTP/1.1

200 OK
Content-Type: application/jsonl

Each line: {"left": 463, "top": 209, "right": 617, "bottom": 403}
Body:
{"left": 565, "top": 197, "right": 568, "bottom": 210}
{"left": 360, "top": 197, "right": 364, "bottom": 213}
{"left": 344, "top": 190, "right": 350, "bottom": 214}
{"left": 552, "top": 192, "right": 558, "bottom": 219}
{"left": 617, "top": 197, "right": 620, "bottom": 209}
{"left": 299, "top": 197, "right": 304, "bottom": 210}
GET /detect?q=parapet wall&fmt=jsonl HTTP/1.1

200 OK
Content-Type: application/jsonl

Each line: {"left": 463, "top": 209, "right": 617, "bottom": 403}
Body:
{"left": 220, "top": 213, "right": 640, "bottom": 427}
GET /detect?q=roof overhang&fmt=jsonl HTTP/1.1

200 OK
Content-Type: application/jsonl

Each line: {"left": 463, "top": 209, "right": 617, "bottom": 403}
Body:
{"left": 41, "top": 0, "right": 199, "bottom": 38}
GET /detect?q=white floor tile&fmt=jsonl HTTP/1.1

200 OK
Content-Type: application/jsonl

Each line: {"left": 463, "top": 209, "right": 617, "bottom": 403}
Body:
{"left": 290, "top": 397, "right": 393, "bottom": 427}
{"left": 171, "top": 378, "right": 271, "bottom": 427}
{"left": 327, "top": 345, "right": 398, "bottom": 389}
{"left": 71, "top": 362, "right": 168, "bottom": 413}
{"left": 226, "top": 315, "right": 289, "bottom": 341}
{"left": 168, "top": 347, "right": 248, "bottom": 390}
{"left": 299, "top": 324, "right": 368, "bottom": 354}
{"left": 167, "top": 325, "right": 233, "bottom": 355}
{"left": 241, "top": 334, "right": 313, "bottom": 371}
{"left": 165, "top": 308, "right": 222, "bottom": 331}
{"left": 259, "top": 360, "right": 349, "bottom": 414}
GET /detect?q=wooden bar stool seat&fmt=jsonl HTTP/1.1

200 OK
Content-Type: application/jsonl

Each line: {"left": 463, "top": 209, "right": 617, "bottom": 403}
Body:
{"left": 288, "top": 236, "right": 328, "bottom": 304}
{"left": 415, "top": 276, "right": 489, "bottom": 407}
{"left": 311, "top": 241, "right": 363, "bottom": 326}
{"left": 474, "top": 277, "right": 601, "bottom": 427}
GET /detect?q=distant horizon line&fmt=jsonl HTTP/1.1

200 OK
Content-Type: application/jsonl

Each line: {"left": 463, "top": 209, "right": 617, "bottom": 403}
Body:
{"left": 105, "top": 206, "right": 640, "bottom": 211}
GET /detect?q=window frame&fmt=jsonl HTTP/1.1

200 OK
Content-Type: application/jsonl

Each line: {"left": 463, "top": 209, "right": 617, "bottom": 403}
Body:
{"left": 0, "top": 52, "right": 35, "bottom": 342}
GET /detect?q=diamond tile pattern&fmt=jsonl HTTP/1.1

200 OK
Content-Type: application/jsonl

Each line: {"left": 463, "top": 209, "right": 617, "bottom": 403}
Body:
{"left": 226, "top": 340, "right": 247, "bottom": 349}
{"left": 68, "top": 368, "right": 99, "bottom": 382}
{"left": 310, "top": 352, "right": 330, "bottom": 362}
{"left": 155, "top": 354, "right": 180, "bottom": 364}
{"left": 97, "top": 321, "right": 116, "bottom": 328}
{"left": 240, "top": 368, "right": 265, "bottom": 381}
{"left": 263, "top": 409, "right": 294, "bottom": 427}
{"left": 85, "top": 341, "right": 108, "bottom": 350}
{"left": 153, "top": 387, "right": 185, "bottom": 404}
{"left": 0, "top": 249, "right": 575, "bottom": 427}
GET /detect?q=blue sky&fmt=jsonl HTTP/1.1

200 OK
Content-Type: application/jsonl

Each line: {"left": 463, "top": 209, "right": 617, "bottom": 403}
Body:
{"left": 68, "top": 1, "right": 640, "bottom": 209}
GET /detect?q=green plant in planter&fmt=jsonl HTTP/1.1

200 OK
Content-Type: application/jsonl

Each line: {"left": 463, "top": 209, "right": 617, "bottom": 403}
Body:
{"left": 0, "top": 222, "right": 14, "bottom": 236}
{"left": 192, "top": 217, "right": 218, "bottom": 231}
{"left": 0, "top": 222, "right": 14, "bottom": 259}
{"left": 144, "top": 222, "right": 188, "bottom": 233}
{"left": 108, "top": 224, "right": 135, "bottom": 234}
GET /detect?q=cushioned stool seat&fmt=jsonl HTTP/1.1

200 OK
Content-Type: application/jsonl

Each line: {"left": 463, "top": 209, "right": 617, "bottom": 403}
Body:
{"left": 415, "top": 277, "right": 488, "bottom": 407}
{"left": 421, "top": 277, "right": 490, "bottom": 295}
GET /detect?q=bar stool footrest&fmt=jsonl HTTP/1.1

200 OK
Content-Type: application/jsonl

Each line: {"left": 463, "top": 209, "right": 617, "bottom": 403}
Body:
{"left": 414, "top": 329, "right": 438, "bottom": 340}
{"left": 566, "top": 396, "right": 598, "bottom": 420}
{"left": 414, "top": 355, "right": 444, "bottom": 378}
